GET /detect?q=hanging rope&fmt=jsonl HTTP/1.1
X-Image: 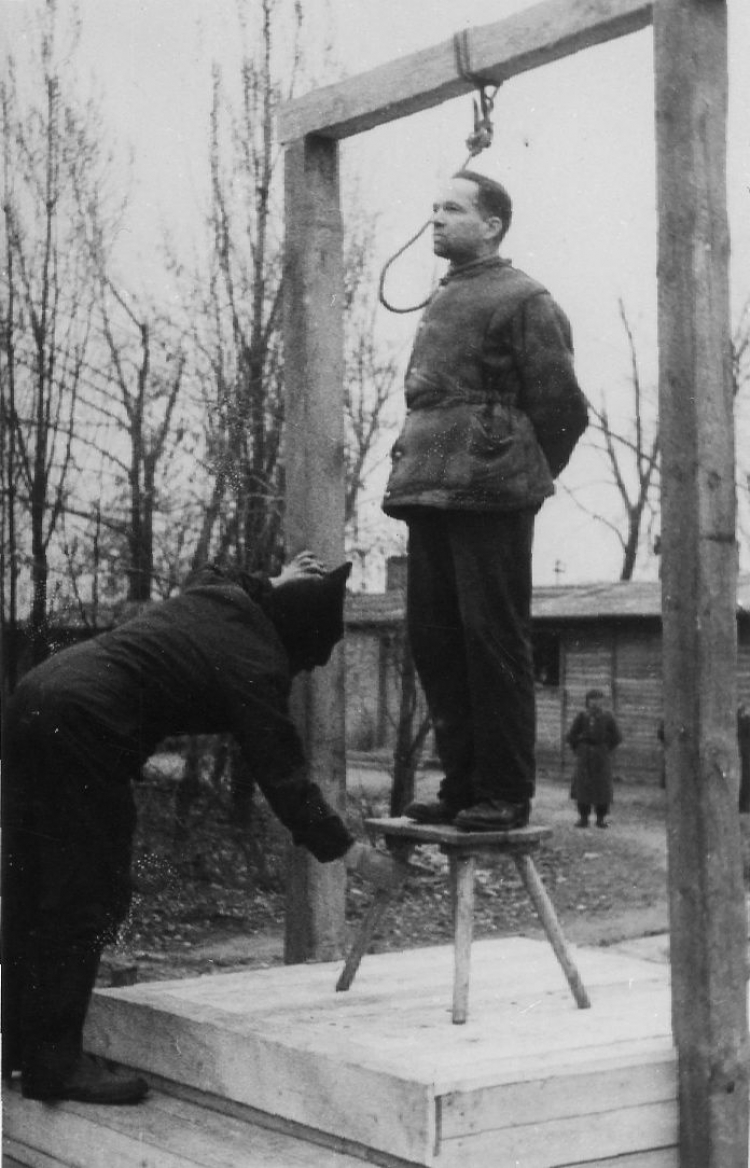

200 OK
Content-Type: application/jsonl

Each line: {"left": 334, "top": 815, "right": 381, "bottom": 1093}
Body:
{"left": 378, "top": 34, "right": 500, "bottom": 314}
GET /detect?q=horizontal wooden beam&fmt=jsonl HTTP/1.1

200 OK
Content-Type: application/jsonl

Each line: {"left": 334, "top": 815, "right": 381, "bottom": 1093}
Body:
{"left": 278, "top": 0, "right": 653, "bottom": 142}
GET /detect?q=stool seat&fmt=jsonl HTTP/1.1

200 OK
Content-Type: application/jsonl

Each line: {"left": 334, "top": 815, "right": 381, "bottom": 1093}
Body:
{"left": 364, "top": 817, "right": 552, "bottom": 850}
{"left": 337, "top": 816, "right": 590, "bottom": 1023}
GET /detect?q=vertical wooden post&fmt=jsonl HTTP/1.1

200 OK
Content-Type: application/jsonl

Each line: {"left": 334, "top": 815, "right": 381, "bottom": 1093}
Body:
{"left": 283, "top": 134, "right": 347, "bottom": 963}
{"left": 450, "top": 853, "right": 475, "bottom": 1025}
{"left": 654, "top": 0, "right": 749, "bottom": 1162}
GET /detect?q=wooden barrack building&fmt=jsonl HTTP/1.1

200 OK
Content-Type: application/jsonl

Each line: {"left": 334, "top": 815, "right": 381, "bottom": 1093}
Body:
{"left": 345, "top": 574, "right": 750, "bottom": 783}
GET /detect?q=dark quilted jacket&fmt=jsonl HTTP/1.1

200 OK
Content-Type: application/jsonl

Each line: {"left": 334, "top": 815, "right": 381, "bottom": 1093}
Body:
{"left": 383, "top": 257, "right": 588, "bottom": 515}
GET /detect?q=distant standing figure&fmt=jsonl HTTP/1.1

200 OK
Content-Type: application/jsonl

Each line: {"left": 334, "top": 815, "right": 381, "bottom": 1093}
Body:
{"left": 567, "top": 689, "right": 622, "bottom": 828}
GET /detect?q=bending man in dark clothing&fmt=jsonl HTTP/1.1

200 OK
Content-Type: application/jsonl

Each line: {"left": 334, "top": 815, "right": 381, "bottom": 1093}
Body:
{"left": 383, "top": 170, "right": 588, "bottom": 831}
{"left": 2, "top": 554, "right": 401, "bottom": 1105}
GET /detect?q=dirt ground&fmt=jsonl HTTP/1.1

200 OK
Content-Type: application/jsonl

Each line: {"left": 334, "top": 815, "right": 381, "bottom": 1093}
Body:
{"left": 100, "top": 762, "right": 672, "bottom": 986}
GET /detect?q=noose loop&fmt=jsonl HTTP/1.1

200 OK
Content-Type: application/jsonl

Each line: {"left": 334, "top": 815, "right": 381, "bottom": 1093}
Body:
{"left": 378, "top": 33, "right": 500, "bottom": 314}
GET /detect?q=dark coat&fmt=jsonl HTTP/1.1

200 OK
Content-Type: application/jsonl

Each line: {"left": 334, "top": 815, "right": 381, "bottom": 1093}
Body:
{"left": 567, "top": 708, "right": 622, "bottom": 806}
{"left": 4, "top": 568, "right": 353, "bottom": 863}
{"left": 0, "top": 565, "right": 353, "bottom": 1085}
{"left": 383, "top": 257, "right": 588, "bottom": 516}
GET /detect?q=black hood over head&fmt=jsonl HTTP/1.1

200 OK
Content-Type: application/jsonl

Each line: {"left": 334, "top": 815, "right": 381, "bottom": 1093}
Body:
{"left": 268, "top": 563, "right": 352, "bottom": 672}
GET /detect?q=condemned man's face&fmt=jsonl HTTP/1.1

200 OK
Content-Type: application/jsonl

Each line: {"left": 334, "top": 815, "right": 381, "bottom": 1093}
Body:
{"left": 431, "top": 177, "right": 497, "bottom": 265}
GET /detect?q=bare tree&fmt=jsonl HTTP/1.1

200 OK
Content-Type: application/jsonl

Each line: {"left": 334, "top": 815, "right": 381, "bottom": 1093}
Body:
{"left": 182, "top": 1, "right": 400, "bottom": 584}
{"left": 564, "top": 296, "right": 750, "bottom": 580}
{"left": 187, "top": 1, "right": 292, "bottom": 576}
{"left": 0, "top": 2, "right": 109, "bottom": 673}
{"left": 93, "top": 283, "right": 187, "bottom": 601}
{"left": 567, "top": 300, "right": 660, "bottom": 580}
{"left": 342, "top": 217, "right": 401, "bottom": 535}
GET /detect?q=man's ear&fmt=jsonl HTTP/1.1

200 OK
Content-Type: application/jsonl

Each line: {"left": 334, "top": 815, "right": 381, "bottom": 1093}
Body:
{"left": 485, "top": 215, "right": 503, "bottom": 243}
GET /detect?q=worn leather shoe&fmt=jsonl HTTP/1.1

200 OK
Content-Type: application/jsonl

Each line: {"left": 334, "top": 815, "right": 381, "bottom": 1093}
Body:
{"left": 403, "top": 799, "right": 460, "bottom": 825}
{"left": 455, "top": 800, "right": 530, "bottom": 832}
{"left": 23, "top": 1054, "right": 149, "bottom": 1105}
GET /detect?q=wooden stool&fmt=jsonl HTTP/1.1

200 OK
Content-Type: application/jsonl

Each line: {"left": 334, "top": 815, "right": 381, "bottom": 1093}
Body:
{"left": 336, "top": 817, "right": 591, "bottom": 1024}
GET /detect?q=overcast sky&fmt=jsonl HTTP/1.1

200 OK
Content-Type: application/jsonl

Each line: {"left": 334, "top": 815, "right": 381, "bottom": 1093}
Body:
{"left": 3, "top": 0, "right": 749, "bottom": 585}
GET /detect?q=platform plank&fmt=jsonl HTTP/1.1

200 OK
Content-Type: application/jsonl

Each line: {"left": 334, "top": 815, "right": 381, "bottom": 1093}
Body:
{"left": 575, "top": 1154, "right": 677, "bottom": 1168}
{"left": 90, "top": 935, "right": 665, "bottom": 1021}
{"left": 439, "top": 1045, "right": 676, "bottom": 1135}
{"left": 78, "top": 937, "right": 681, "bottom": 1166}
{"left": 3, "top": 1147, "right": 68, "bottom": 1168}
{"left": 439, "top": 1101, "right": 676, "bottom": 1168}
{"left": 2, "top": 1083, "right": 380, "bottom": 1168}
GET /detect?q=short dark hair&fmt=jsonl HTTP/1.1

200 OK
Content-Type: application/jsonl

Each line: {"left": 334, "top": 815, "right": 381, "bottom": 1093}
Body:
{"left": 453, "top": 170, "right": 513, "bottom": 240}
{"left": 585, "top": 688, "right": 605, "bottom": 702}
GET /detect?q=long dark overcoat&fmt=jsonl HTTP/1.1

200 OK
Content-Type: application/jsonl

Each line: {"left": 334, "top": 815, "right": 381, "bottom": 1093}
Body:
{"left": 567, "top": 708, "right": 622, "bottom": 806}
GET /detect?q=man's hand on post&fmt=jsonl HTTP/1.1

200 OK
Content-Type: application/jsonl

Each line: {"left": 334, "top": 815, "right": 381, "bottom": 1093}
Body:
{"left": 271, "top": 550, "right": 326, "bottom": 588}
{"left": 344, "top": 841, "right": 407, "bottom": 893}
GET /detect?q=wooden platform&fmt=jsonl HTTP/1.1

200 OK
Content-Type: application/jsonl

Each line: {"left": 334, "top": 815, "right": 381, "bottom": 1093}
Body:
{"left": 4, "top": 936, "right": 682, "bottom": 1167}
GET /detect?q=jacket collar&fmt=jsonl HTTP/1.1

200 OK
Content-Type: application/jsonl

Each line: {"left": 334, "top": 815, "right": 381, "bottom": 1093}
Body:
{"left": 440, "top": 255, "right": 511, "bottom": 285}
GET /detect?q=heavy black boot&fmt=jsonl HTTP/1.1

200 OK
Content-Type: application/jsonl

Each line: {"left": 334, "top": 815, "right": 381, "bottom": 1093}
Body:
{"left": 1, "top": 951, "right": 25, "bottom": 1081}
{"left": 403, "top": 798, "right": 461, "bottom": 825}
{"left": 23, "top": 1052, "right": 148, "bottom": 1104}
{"left": 20, "top": 944, "right": 148, "bottom": 1105}
{"left": 455, "top": 799, "right": 530, "bottom": 831}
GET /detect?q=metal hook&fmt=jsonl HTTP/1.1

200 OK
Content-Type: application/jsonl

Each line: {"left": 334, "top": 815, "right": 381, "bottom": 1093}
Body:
{"left": 466, "top": 86, "right": 497, "bottom": 157}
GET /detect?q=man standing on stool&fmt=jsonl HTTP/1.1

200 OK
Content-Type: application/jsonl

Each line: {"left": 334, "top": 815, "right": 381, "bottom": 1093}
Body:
{"left": 567, "top": 688, "right": 622, "bottom": 828}
{"left": 383, "top": 170, "right": 587, "bottom": 832}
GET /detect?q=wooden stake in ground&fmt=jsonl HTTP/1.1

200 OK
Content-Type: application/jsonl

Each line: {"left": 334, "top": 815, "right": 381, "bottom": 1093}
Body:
{"left": 654, "top": 0, "right": 749, "bottom": 1162}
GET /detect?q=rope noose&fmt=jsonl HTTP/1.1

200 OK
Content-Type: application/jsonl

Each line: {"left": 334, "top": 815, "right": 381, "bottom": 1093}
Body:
{"left": 378, "top": 32, "right": 500, "bottom": 314}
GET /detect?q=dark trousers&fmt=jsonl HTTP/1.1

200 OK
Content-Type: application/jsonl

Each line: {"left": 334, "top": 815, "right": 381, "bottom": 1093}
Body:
{"left": 1, "top": 682, "right": 137, "bottom": 1086}
{"left": 406, "top": 508, "right": 536, "bottom": 807}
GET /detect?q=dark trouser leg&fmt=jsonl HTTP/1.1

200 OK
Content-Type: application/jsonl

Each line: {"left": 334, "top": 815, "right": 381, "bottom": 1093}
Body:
{"left": 406, "top": 509, "right": 536, "bottom": 807}
{"left": 21, "top": 945, "right": 103, "bottom": 1094}
{"left": 406, "top": 513, "right": 475, "bottom": 810}
{"left": 577, "top": 802, "right": 592, "bottom": 824}
{"left": 1, "top": 769, "right": 32, "bottom": 1076}
{"left": 2, "top": 685, "right": 43, "bottom": 1079}
{"left": 449, "top": 511, "right": 536, "bottom": 805}
{"left": 595, "top": 804, "right": 610, "bottom": 825}
{"left": 2, "top": 686, "right": 137, "bottom": 1091}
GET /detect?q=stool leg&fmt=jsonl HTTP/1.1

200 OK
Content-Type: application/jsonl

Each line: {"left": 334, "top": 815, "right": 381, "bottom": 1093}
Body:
{"left": 336, "top": 888, "right": 392, "bottom": 992}
{"left": 513, "top": 852, "right": 591, "bottom": 1009}
{"left": 336, "top": 839, "right": 412, "bottom": 993}
{"left": 450, "top": 853, "right": 475, "bottom": 1024}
